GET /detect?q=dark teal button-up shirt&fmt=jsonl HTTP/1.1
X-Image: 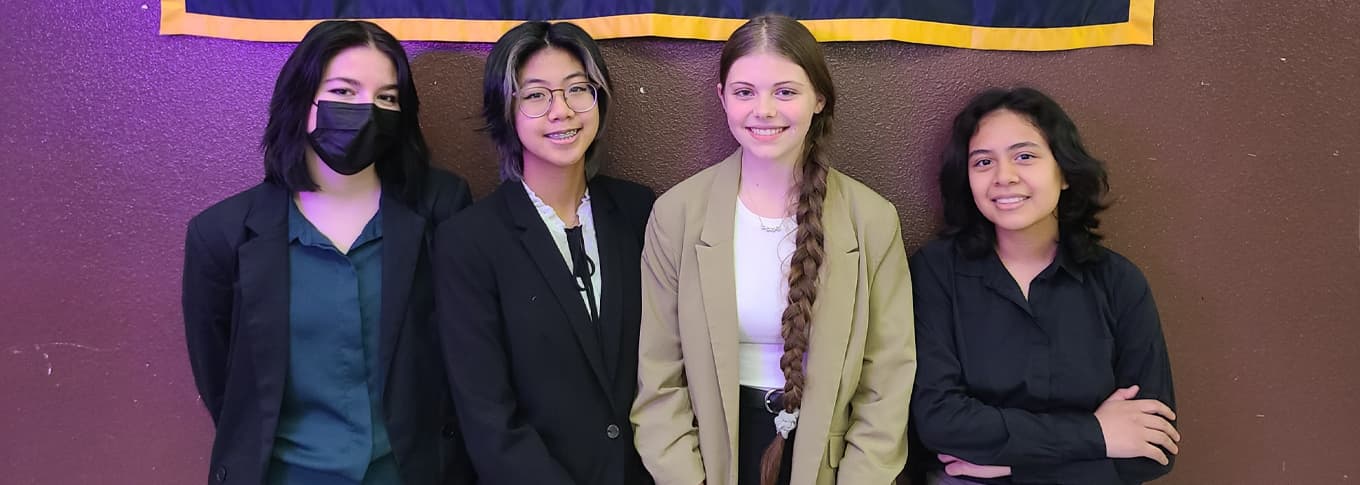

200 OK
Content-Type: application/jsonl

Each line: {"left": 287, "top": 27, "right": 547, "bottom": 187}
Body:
{"left": 269, "top": 200, "right": 398, "bottom": 485}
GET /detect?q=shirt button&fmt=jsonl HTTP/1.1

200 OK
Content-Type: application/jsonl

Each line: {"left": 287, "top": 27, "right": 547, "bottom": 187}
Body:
{"left": 606, "top": 424, "right": 620, "bottom": 439}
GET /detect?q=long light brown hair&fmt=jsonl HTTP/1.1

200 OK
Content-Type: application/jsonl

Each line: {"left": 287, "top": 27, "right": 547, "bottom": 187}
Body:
{"left": 719, "top": 14, "right": 836, "bottom": 484}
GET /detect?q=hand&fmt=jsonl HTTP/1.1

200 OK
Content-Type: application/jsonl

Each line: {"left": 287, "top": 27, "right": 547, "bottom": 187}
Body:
{"left": 1094, "top": 385, "right": 1181, "bottom": 465}
{"left": 939, "top": 454, "right": 1012, "bottom": 478}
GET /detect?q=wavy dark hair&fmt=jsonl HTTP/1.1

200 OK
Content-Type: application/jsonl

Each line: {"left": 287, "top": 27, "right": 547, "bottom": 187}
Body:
{"left": 481, "top": 21, "right": 613, "bottom": 181}
{"left": 720, "top": 14, "right": 835, "bottom": 485}
{"left": 261, "top": 20, "right": 430, "bottom": 205}
{"left": 939, "top": 87, "right": 1110, "bottom": 263}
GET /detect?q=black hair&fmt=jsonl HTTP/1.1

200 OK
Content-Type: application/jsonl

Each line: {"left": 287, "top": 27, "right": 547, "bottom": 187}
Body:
{"left": 480, "top": 21, "right": 613, "bottom": 181}
{"left": 262, "top": 20, "right": 429, "bottom": 205}
{"left": 939, "top": 87, "right": 1110, "bottom": 263}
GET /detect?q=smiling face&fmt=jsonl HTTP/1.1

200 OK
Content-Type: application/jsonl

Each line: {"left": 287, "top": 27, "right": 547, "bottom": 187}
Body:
{"left": 967, "top": 109, "right": 1069, "bottom": 241}
{"left": 513, "top": 46, "right": 600, "bottom": 174}
{"left": 719, "top": 51, "right": 825, "bottom": 166}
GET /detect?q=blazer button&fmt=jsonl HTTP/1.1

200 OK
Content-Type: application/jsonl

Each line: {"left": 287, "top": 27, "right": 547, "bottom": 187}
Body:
{"left": 606, "top": 424, "right": 620, "bottom": 439}
{"left": 441, "top": 423, "right": 457, "bottom": 438}
{"left": 214, "top": 465, "right": 227, "bottom": 482}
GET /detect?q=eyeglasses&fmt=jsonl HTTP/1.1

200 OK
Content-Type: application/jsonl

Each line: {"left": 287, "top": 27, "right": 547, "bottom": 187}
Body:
{"left": 513, "top": 82, "right": 598, "bottom": 118}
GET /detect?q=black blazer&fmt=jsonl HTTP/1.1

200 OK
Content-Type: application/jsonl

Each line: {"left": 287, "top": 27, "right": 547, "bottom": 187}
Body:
{"left": 433, "top": 176, "right": 655, "bottom": 485}
{"left": 181, "top": 170, "right": 476, "bottom": 485}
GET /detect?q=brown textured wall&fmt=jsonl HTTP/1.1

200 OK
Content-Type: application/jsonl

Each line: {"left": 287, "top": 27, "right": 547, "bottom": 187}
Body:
{"left": 1, "top": 0, "right": 1356, "bottom": 483}
{"left": 416, "top": 2, "right": 1360, "bottom": 483}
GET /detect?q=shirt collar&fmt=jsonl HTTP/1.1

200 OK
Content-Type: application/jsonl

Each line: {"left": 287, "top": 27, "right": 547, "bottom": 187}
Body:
{"left": 521, "top": 180, "right": 591, "bottom": 228}
{"left": 1051, "top": 244, "right": 1085, "bottom": 282}
{"left": 953, "top": 240, "right": 1086, "bottom": 283}
{"left": 288, "top": 197, "right": 383, "bottom": 249}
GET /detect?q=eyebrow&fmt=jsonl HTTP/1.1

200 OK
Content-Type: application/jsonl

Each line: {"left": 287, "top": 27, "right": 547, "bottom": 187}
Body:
{"left": 726, "top": 80, "right": 807, "bottom": 88}
{"left": 968, "top": 141, "right": 1041, "bottom": 158}
{"left": 323, "top": 77, "right": 398, "bottom": 91}
{"left": 521, "top": 72, "right": 587, "bottom": 86}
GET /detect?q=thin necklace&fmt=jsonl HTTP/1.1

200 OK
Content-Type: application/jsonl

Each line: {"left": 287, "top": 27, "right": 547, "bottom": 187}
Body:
{"left": 755, "top": 213, "right": 788, "bottom": 232}
{"left": 740, "top": 187, "right": 791, "bottom": 232}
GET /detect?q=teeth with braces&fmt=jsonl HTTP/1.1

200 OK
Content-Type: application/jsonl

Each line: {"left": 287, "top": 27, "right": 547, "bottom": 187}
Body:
{"left": 548, "top": 129, "right": 579, "bottom": 139}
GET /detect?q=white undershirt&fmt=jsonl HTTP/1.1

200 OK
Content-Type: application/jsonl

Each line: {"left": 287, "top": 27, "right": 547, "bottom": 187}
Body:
{"left": 522, "top": 181, "right": 602, "bottom": 318}
{"left": 734, "top": 198, "right": 796, "bottom": 389}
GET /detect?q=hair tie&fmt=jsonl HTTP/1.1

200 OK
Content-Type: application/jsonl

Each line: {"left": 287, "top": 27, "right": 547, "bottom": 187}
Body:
{"left": 774, "top": 409, "right": 799, "bottom": 438}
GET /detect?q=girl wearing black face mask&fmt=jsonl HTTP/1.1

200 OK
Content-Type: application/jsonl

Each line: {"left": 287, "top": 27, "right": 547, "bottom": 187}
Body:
{"left": 181, "top": 20, "right": 475, "bottom": 485}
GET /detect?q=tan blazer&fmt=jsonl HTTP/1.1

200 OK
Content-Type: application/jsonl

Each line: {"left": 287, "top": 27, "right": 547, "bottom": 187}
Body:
{"left": 632, "top": 151, "right": 917, "bottom": 485}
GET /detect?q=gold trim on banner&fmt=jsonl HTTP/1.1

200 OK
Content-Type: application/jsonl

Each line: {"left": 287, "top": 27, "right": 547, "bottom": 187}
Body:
{"left": 160, "top": 0, "right": 1154, "bottom": 50}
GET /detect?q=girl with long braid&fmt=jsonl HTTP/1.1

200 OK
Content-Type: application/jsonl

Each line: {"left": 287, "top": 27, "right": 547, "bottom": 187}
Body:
{"left": 632, "top": 14, "right": 916, "bottom": 485}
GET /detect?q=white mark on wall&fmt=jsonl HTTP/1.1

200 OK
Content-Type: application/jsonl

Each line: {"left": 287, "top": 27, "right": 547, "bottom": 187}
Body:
{"left": 42, "top": 342, "right": 114, "bottom": 352}
{"left": 4, "top": 342, "right": 119, "bottom": 377}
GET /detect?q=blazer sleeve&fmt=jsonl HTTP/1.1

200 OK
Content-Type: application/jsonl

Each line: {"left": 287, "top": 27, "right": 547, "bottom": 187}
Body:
{"left": 426, "top": 169, "right": 474, "bottom": 226}
{"left": 433, "top": 222, "right": 577, "bottom": 485}
{"left": 908, "top": 248, "right": 1108, "bottom": 469}
{"left": 630, "top": 207, "right": 706, "bottom": 485}
{"left": 181, "top": 215, "right": 234, "bottom": 423}
{"left": 836, "top": 213, "right": 917, "bottom": 484}
{"left": 422, "top": 171, "right": 478, "bottom": 485}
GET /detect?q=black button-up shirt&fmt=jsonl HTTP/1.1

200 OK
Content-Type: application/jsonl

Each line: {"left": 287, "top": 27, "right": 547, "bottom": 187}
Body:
{"left": 909, "top": 238, "right": 1176, "bottom": 484}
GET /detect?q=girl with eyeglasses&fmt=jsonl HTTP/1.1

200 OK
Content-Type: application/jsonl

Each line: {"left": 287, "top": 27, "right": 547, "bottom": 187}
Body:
{"left": 431, "top": 21, "right": 656, "bottom": 485}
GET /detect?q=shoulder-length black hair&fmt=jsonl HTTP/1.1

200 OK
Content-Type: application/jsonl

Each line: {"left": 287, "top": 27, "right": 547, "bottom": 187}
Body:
{"left": 480, "top": 21, "right": 613, "bottom": 182}
{"left": 261, "top": 20, "right": 430, "bottom": 205}
{"left": 939, "top": 87, "right": 1110, "bottom": 263}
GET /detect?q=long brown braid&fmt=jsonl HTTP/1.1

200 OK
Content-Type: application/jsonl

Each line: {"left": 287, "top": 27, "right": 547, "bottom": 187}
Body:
{"left": 718, "top": 14, "right": 837, "bottom": 485}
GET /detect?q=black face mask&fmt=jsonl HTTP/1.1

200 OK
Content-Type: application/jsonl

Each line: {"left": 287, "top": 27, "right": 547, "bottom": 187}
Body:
{"left": 307, "top": 100, "right": 401, "bottom": 175}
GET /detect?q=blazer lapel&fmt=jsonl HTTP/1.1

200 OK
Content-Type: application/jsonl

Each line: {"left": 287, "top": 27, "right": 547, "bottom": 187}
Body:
{"left": 502, "top": 182, "right": 613, "bottom": 399}
{"left": 589, "top": 183, "right": 625, "bottom": 384}
{"left": 694, "top": 151, "right": 743, "bottom": 462}
{"left": 377, "top": 189, "right": 426, "bottom": 390}
{"left": 790, "top": 172, "right": 861, "bottom": 483}
{"left": 236, "top": 183, "right": 291, "bottom": 448}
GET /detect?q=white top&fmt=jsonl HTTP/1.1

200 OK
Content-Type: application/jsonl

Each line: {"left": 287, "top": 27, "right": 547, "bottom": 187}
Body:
{"left": 522, "top": 181, "right": 602, "bottom": 319}
{"left": 733, "top": 197, "right": 796, "bottom": 389}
